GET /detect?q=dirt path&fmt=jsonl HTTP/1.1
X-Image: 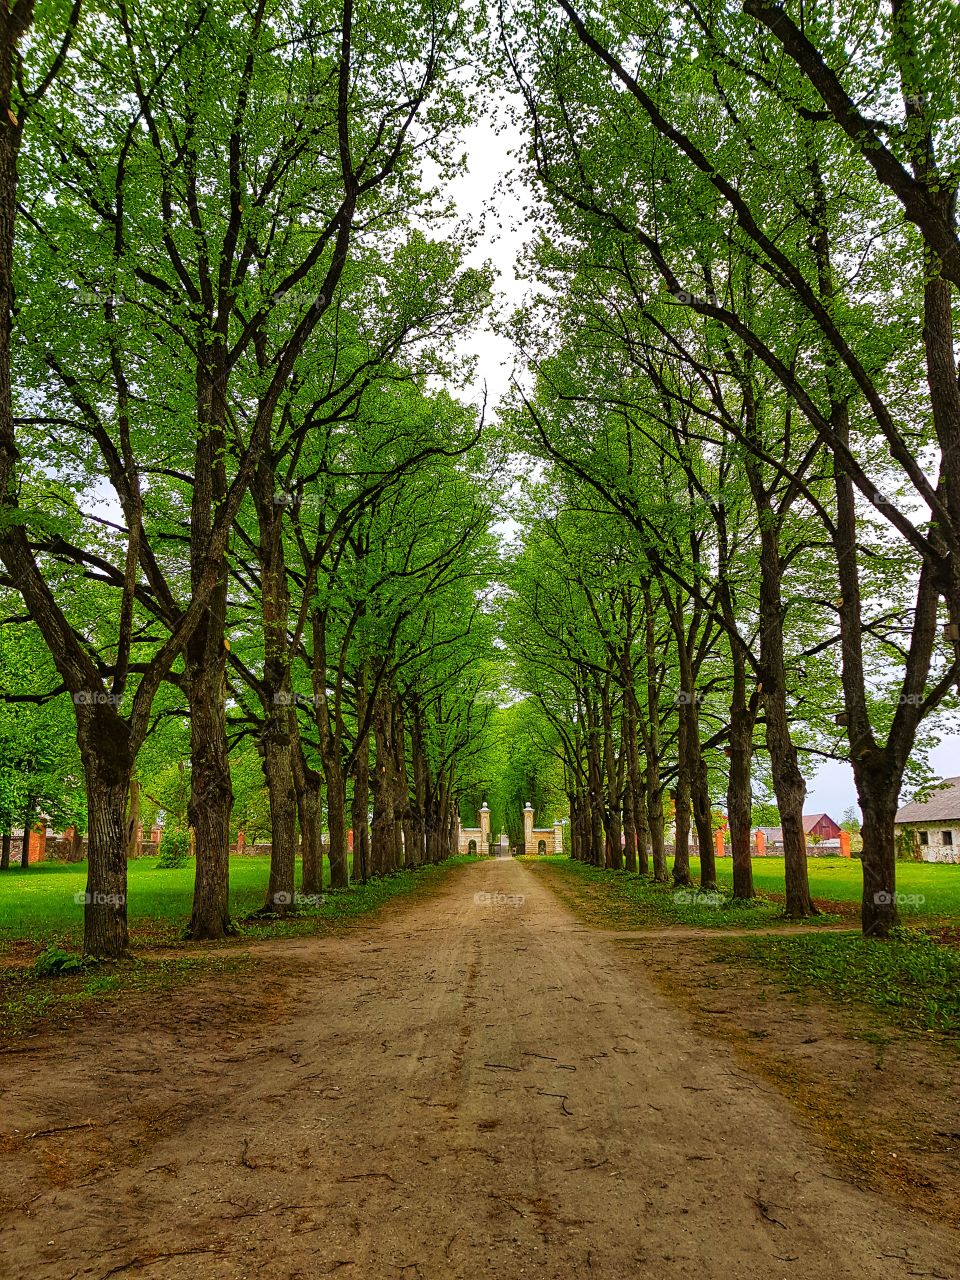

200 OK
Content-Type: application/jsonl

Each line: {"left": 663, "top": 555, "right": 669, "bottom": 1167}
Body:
{"left": 1, "top": 857, "right": 957, "bottom": 1280}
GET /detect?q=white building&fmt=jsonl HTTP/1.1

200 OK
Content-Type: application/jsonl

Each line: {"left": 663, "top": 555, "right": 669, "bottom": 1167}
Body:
{"left": 894, "top": 777, "right": 960, "bottom": 864}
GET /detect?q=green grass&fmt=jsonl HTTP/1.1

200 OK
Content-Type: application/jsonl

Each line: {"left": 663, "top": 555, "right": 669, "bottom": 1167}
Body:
{"left": 740, "top": 929, "right": 960, "bottom": 1040}
{"left": 519, "top": 855, "right": 844, "bottom": 929}
{"left": 525, "top": 853, "right": 960, "bottom": 920}
{"left": 0, "top": 853, "right": 484, "bottom": 951}
{"left": 692, "top": 854, "right": 960, "bottom": 918}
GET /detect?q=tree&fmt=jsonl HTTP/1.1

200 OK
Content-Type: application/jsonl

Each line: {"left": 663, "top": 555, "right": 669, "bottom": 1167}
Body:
{"left": 499, "top": 0, "right": 960, "bottom": 934}
{"left": 3, "top": 0, "right": 485, "bottom": 952}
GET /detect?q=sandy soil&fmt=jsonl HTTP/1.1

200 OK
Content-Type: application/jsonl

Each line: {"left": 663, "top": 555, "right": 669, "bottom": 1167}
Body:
{"left": 1, "top": 856, "right": 957, "bottom": 1280}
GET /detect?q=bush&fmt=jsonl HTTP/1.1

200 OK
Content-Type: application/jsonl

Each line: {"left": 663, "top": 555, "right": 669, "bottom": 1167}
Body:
{"left": 156, "top": 828, "right": 192, "bottom": 869}
{"left": 32, "top": 945, "right": 91, "bottom": 977}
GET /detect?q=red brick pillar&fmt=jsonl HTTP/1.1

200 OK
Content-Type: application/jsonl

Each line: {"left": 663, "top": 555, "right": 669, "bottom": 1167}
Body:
{"left": 27, "top": 821, "right": 47, "bottom": 864}
{"left": 236, "top": 829, "right": 246, "bottom": 854}
{"left": 839, "top": 830, "right": 851, "bottom": 858}
{"left": 755, "top": 829, "right": 766, "bottom": 857}
{"left": 714, "top": 828, "right": 725, "bottom": 859}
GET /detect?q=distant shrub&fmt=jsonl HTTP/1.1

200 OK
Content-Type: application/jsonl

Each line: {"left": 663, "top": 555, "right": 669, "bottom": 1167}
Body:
{"left": 156, "top": 828, "right": 192, "bottom": 869}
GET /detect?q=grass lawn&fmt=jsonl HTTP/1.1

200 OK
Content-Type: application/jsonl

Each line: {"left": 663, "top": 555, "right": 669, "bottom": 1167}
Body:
{"left": 523, "top": 854, "right": 960, "bottom": 929}
{"left": 522, "top": 854, "right": 960, "bottom": 924}
{"left": 520, "top": 855, "right": 844, "bottom": 930}
{"left": 686, "top": 855, "right": 959, "bottom": 919}
{"left": 0, "top": 853, "right": 482, "bottom": 952}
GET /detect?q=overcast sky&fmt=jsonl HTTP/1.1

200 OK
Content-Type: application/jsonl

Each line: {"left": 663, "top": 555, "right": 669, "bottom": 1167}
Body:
{"left": 448, "top": 112, "right": 960, "bottom": 821}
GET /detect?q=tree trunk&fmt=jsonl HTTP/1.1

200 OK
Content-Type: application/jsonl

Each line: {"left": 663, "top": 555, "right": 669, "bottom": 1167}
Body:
{"left": 80, "top": 740, "right": 133, "bottom": 958}
{"left": 633, "top": 767, "right": 649, "bottom": 876}
{"left": 393, "top": 698, "right": 414, "bottom": 868}
{"left": 300, "top": 785, "right": 323, "bottom": 897}
{"left": 0, "top": 829, "right": 9, "bottom": 870}
{"left": 423, "top": 781, "right": 439, "bottom": 864}
{"left": 674, "top": 604, "right": 714, "bottom": 889}
{"left": 855, "top": 756, "right": 901, "bottom": 937}
{"left": 371, "top": 693, "right": 392, "bottom": 875}
{"left": 748, "top": 452, "right": 816, "bottom": 918}
{"left": 642, "top": 590, "right": 668, "bottom": 881}
{"left": 324, "top": 756, "right": 349, "bottom": 890}
{"left": 726, "top": 649, "right": 757, "bottom": 898}
{"left": 622, "top": 775, "right": 637, "bottom": 874}
{"left": 574, "top": 787, "right": 589, "bottom": 861}
{"left": 566, "top": 790, "right": 579, "bottom": 859}
{"left": 830, "top": 392, "right": 919, "bottom": 939}
{"left": 294, "top": 750, "right": 323, "bottom": 897}
{"left": 672, "top": 712, "right": 693, "bottom": 887}
{"left": 186, "top": 635, "right": 234, "bottom": 938}
{"left": 585, "top": 701, "right": 605, "bottom": 866}
{"left": 761, "top": 571, "right": 814, "bottom": 915}
{"left": 601, "top": 689, "right": 623, "bottom": 869}
{"left": 409, "top": 704, "right": 429, "bottom": 868}
{"left": 438, "top": 776, "right": 455, "bottom": 858}
{"left": 647, "top": 768, "right": 667, "bottom": 881}
{"left": 622, "top": 689, "right": 644, "bottom": 874}
{"left": 125, "top": 774, "right": 140, "bottom": 860}
{"left": 690, "top": 730, "right": 716, "bottom": 890}
{"left": 401, "top": 811, "right": 418, "bottom": 869}
{"left": 186, "top": 347, "right": 234, "bottom": 938}
{"left": 254, "top": 458, "right": 302, "bottom": 911}
{"left": 351, "top": 730, "right": 371, "bottom": 883}
{"left": 767, "top": 700, "right": 815, "bottom": 918}
{"left": 262, "top": 735, "right": 298, "bottom": 914}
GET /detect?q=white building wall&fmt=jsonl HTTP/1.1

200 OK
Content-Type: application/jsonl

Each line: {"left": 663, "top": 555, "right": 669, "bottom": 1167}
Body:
{"left": 907, "top": 823, "right": 960, "bottom": 864}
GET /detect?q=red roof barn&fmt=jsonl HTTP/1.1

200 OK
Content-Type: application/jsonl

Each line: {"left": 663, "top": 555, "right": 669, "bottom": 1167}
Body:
{"left": 802, "top": 813, "right": 842, "bottom": 840}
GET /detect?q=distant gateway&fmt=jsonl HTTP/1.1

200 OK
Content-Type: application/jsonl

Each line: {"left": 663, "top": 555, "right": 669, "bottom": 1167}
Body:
{"left": 458, "top": 802, "right": 563, "bottom": 857}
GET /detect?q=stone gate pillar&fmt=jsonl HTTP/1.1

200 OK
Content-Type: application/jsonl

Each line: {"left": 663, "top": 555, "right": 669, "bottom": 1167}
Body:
{"left": 479, "top": 802, "right": 491, "bottom": 851}
{"left": 523, "top": 802, "right": 534, "bottom": 856}
{"left": 554, "top": 821, "right": 563, "bottom": 855}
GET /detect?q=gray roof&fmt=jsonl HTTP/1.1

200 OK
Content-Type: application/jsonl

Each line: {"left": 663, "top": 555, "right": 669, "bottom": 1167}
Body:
{"left": 895, "top": 777, "right": 960, "bottom": 824}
